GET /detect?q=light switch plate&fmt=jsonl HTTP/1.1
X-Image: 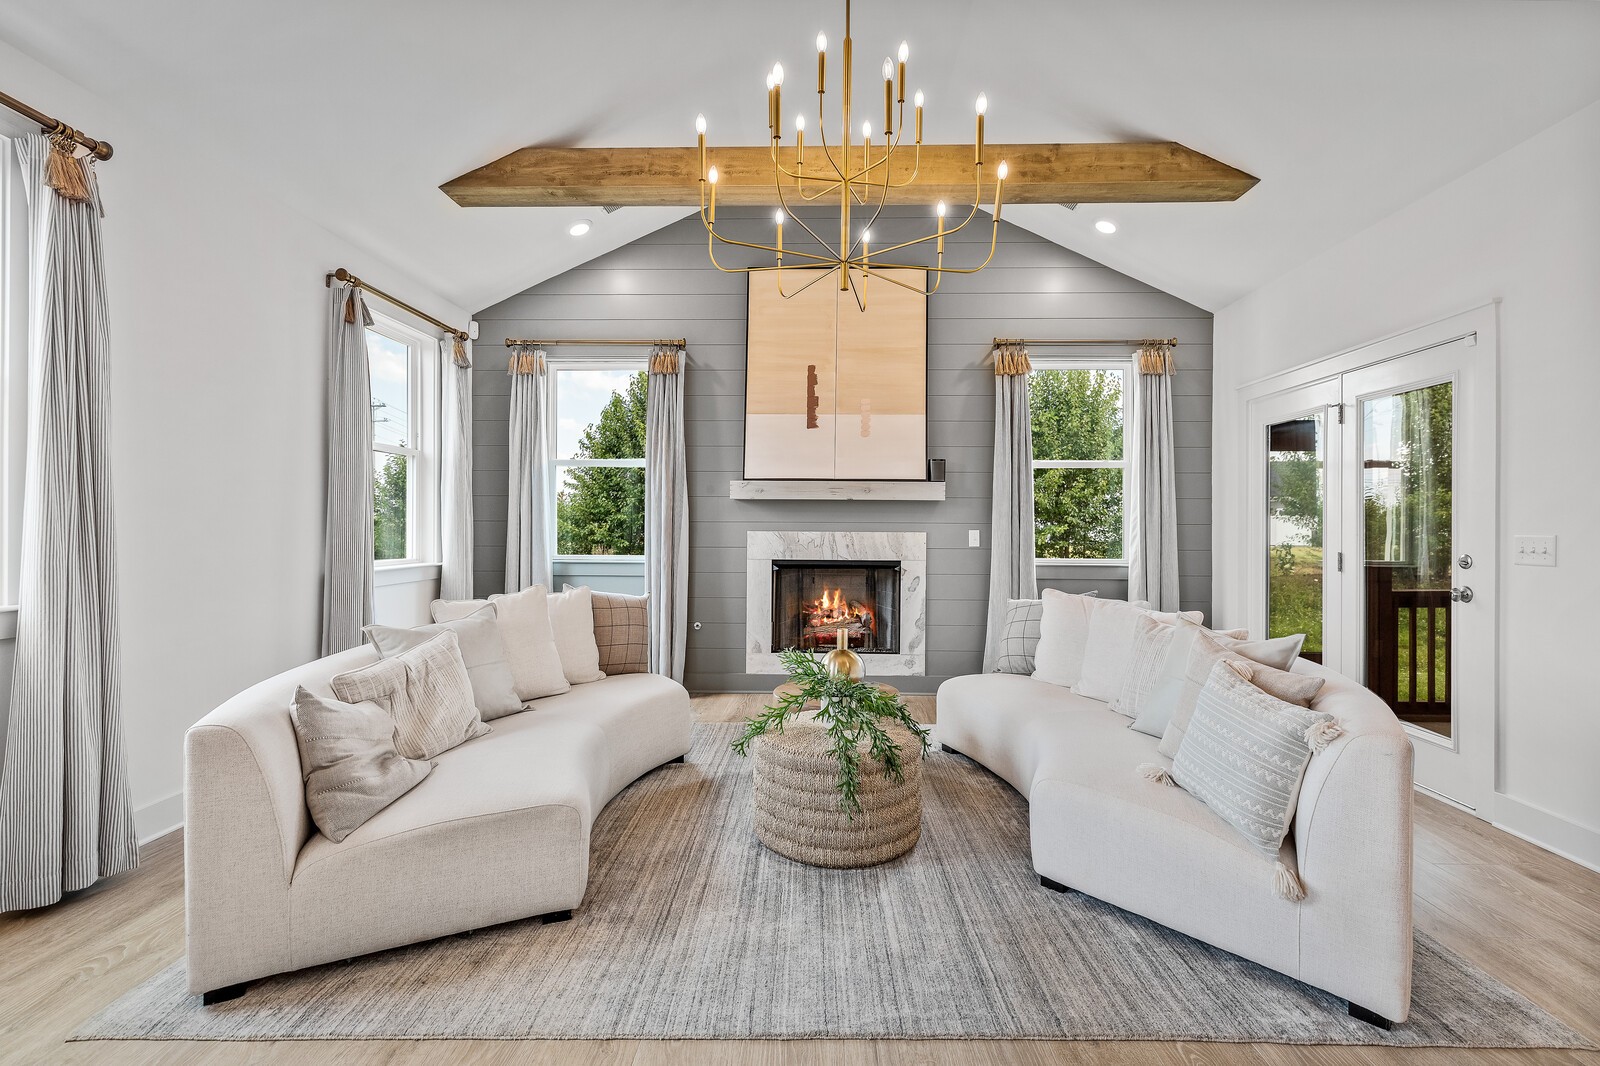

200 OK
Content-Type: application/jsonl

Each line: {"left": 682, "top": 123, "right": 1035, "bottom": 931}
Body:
{"left": 1513, "top": 535, "right": 1556, "bottom": 566}
{"left": 968, "top": 529, "right": 982, "bottom": 548}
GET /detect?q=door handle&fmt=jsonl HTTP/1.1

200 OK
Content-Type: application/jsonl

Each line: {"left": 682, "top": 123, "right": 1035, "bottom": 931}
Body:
{"left": 1451, "top": 586, "right": 1474, "bottom": 603}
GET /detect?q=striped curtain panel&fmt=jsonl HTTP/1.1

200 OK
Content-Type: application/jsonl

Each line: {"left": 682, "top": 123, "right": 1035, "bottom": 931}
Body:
{"left": 439, "top": 337, "right": 474, "bottom": 600}
{"left": 645, "top": 345, "right": 688, "bottom": 682}
{"left": 0, "top": 135, "right": 138, "bottom": 911}
{"left": 321, "top": 285, "right": 375, "bottom": 655}
{"left": 982, "top": 344, "right": 1038, "bottom": 672}
{"left": 1128, "top": 344, "right": 1181, "bottom": 612}
{"left": 505, "top": 346, "right": 550, "bottom": 593}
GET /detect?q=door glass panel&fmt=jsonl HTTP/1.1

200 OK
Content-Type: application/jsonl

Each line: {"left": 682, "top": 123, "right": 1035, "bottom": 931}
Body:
{"left": 1267, "top": 414, "right": 1325, "bottom": 661}
{"left": 1361, "top": 381, "right": 1453, "bottom": 737}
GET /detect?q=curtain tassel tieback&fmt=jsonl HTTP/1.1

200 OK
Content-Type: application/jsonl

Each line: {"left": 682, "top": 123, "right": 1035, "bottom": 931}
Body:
{"left": 1137, "top": 344, "right": 1175, "bottom": 376}
{"left": 43, "top": 127, "right": 93, "bottom": 204}
{"left": 508, "top": 348, "right": 543, "bottom": 375}
{"left": 452, "top": 336, "right": 471, "bottom": 369}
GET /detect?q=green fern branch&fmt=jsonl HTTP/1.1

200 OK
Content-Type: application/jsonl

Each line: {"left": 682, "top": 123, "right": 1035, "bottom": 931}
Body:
{"left": 732, "top": 648, "right": 930, "bottom": 817}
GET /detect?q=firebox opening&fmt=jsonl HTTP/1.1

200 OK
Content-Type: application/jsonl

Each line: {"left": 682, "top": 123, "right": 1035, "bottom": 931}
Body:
{"left": 771, "top": 561, "right": 901, "bottom": 655}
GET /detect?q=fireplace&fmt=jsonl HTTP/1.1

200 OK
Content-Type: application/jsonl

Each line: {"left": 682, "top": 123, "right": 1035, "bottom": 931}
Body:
{"left": 772, "top": 561, "right": 901, "bottom": 655}
{"left": 746, "top": 531, "right": 926, "bottom": 675}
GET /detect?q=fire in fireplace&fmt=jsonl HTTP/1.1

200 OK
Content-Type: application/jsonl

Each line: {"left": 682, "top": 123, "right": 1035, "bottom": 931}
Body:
{"left": 771, "top": 561, "right": 900, "bottom": 654}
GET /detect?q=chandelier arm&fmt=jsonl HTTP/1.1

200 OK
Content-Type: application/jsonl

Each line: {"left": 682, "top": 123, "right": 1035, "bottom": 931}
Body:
{"left": 701, "top": 209, "right": 839, "bottom": 266}
{"left": 840, "top": 263, "right": 932, "bottom": 296}
{"left": 775, "top": 264, "right": 841, "bottom": 299}
{"left": 813, "top": 111, "right": 870, "bottom": 206}
{"left": 843, "top": 144, "right": 894, "bottom": 261}
{"left": 858, "top": 167, "right": 987, "bottom": 261}
{"left": 845, "top": 262, "right": 866, "bottom": 313}
{"left": 773, "top": 160, "right": 840, "bottom": 256}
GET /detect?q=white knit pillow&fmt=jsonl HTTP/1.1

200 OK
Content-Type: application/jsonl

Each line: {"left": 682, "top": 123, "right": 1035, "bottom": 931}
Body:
{"left": 543, "top": 585, "right": 606, "bottom": 685}
{"left": 439, "top": 587, "right": 569, "bottom": 702}
{"left": 1075, "top": 601, "right": 1204, "bottom": 704}
{"left": 1029, "top": 589, "right": 1098, "bottom": 689}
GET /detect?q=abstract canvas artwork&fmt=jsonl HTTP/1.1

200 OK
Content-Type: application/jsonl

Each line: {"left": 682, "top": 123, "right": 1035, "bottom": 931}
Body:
{"left": 744, "top": 268, "right": 928, "bottom": 480}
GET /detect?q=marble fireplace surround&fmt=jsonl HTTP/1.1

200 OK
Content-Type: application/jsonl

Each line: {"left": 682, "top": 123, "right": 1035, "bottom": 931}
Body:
{"left": 747, "top": 531, "right": 927, "bottom": 676}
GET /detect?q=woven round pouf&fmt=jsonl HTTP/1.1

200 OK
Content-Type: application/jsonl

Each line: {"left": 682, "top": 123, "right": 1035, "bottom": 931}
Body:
{"left": 751, "top": 715, "right": 922, "bottom": 869}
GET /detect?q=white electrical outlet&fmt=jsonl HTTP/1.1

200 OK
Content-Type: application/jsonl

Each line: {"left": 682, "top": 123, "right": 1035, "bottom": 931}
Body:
{"left": 968, "top": 529, "right": 982, "bottom": 548}
{"left": 1513, "top": 535, "right": 1556, "bottom": 567}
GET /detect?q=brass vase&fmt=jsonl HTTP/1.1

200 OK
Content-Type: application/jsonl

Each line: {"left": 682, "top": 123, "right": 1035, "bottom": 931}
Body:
{"left": 821, "top": 626, "right": 865, "bottom": 681}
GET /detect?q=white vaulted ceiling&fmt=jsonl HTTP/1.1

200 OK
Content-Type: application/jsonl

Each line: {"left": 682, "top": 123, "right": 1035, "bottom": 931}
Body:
{"left": 3, "top": 0, "right": 1597, "bottom": 312}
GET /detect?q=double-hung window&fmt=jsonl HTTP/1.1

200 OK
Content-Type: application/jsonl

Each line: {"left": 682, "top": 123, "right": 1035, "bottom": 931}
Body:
{"left": 1, "top": 127, "right": 29, "bottom": 619}
{"left": 365, "top": 314, "right": 438, "bottom": 565}
{"left": 548, "top": 361, "right": 648, "bottom": 559}
{"left": 1029, "top": 362, "right": 1131, "bottom": 564}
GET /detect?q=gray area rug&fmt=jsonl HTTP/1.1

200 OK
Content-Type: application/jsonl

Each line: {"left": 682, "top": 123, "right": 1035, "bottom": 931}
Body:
{"left": 77, "top": 725, "right": 1593, "bottom": 1046}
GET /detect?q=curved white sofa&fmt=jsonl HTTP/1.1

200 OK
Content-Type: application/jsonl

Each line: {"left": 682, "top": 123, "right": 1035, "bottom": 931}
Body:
{"left": 184, "top": 645, "right": 692, "bottom": 1001}
{"left": 936, "top": 658, "right": 1414, "bottom": 1026}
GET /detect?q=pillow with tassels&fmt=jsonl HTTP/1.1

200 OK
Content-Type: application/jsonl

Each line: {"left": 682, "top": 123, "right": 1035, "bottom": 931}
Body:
{"left": 1137, "top": 659, "right": 1342, "bottom": 901}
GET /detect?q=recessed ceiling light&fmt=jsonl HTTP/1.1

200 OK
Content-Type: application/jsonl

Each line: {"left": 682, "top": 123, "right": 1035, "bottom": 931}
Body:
{"left": 1094, "top": 219, "right": 1117, "bottom": 235}
{"left": 569, "top": 219, "right": 592, "bottom": 237}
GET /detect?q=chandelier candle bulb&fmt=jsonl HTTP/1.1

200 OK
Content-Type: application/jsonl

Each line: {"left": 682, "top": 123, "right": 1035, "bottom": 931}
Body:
{"left": 707, "top": 165, "right": 717, "bottom": 223}
{"left": 936, "top": 199, "right": 946, "bottom": 254}
{"left": 897, "top": 41, "right": 908, "bottom": 101}
{"left": 914, "top": 90, "right": 924, "bottom": 142}
{"left": 816, "top": 32, "right": 826, "bottom": 94}
{"left": 795, "top": 114, "right": 805, "bottom": 167}
{"left": 695, "top": 113, "right": 707, "bottom": 178}
{"left": 975, "top": 92, "right": 987, "bottom": 165}
{"left": 774, "top": 210, "right": 784, "bottom": 259}
{"left": 883, "top": 59, "right": 893, "bottom": 135}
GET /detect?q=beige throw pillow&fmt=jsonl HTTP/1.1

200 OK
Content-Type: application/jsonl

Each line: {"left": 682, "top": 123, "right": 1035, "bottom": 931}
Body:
{"left": 439, "top": 587, "right": 569, "bottom": 702}
{"left": 332, "top": 631, "right": 488, "bottom": 760}
{"left": 1030, "top": 589, "right": 1099, "bottom": 689}
{"left": 578, "top": 587, "right": 649, "bottom": 675}
{"left": 543, "top": 585, "right": 606, "bottom": 684}
{"left": 364, "top": 605, "right": 523, "bottom": 720}
{"left": 288, "top": 686, "right": 432, "bottom": 843}
{"left": 1149, "top": 620, "right": 1311, "bottom": 756}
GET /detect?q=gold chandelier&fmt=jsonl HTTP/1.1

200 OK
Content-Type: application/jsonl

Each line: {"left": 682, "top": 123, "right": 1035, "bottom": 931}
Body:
{"left": 695, "top": 0, "right": 1007, "bottom": 309}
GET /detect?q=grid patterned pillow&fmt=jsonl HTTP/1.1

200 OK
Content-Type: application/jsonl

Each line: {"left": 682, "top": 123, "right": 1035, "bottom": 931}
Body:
{"left": 584, "top": 588, "right": 649, "bottom": 675}
{"left": 994, "top": 598, "right": 1044, "bottom": 674}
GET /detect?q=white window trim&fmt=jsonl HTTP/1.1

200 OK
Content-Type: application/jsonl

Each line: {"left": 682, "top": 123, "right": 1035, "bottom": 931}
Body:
{"left": 1, "top": 123, "right": 31, "bottom": 611}
{"left": 366, "top": 311, "right": 440, "bottom": 570}
{"left": 1030, "top": 359, "right": 1133, "bottom": 568}
{"left": 546, "top": 356, "right": 648, "bottom": 564}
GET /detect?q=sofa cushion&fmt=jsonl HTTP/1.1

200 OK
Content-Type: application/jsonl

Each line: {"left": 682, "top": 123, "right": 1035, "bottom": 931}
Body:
{"left": 518, "top": 673, "right": 693, "bottom": 799}
{"left": 331, "top": 631, "right": 489, "bottom": 760}
{"left": 1030, "top": 589, "right": 1099, "bottom": 689}
{"left": 1170, "top": 660, "right": 1339, "bottom": 867}
{"left": 583, "top": 588, "right": 649, "bottom": 676}
{"left": 440, "top": 587, "right": 571, "bottom": 703}
{"left": 543, "top": 585, "right": 606, "bottom": 684}
{"left": 364, "top": 605, "right": 523, "bottom": 720}
{"left": 288, "top": 686, "right": 432, "bottom": 843}
{"left": 993, "top": 598, "right": 1044, "bottom": 674}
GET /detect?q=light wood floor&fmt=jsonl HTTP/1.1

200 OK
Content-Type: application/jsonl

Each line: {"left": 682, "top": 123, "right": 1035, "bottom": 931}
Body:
{"left": 2, "top": 693, "right": 1597, "bottom": 1065}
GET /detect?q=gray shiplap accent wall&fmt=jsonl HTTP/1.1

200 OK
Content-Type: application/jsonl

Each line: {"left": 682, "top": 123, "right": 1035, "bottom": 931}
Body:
{"left": 473, "top": 209, "right": 1212, "bottom": 693}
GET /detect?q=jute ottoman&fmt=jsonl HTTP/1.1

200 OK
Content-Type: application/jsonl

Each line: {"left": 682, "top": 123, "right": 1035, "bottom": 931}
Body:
{"left": 751, "top": 710, "right": 923, "bottom": 869}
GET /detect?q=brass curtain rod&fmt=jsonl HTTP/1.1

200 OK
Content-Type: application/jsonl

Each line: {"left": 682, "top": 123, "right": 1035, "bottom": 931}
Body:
{"left": 325, "top": 267, "right": 468, "bottom": 342}
{"left": 503, "top": 337, "right": 686, "bottom": 348}
{"left": 0, "top": 89, "right": 112, "bottom": 160}
{"left": 993, "top": 337, "right": 1178, "bottom": 348}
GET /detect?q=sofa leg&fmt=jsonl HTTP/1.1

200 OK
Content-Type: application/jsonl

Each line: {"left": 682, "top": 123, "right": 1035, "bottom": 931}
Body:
{"left": 1348, "top": 1002, "right": 1394, "bottom": 1030}
{"left": 1039, "top": 875, "right": 1073, "bottom": 893}
{"left": 202, "top": 982, "right": 249, "bottom": 1006}
{"left": 539, "top": 909, "right": 573, "bottom": 924}
{"left": 939, "top": 743, "right": 964, "bottom": 757}
{"left": 666, "top": 755, "right": 685, "bottom": 764}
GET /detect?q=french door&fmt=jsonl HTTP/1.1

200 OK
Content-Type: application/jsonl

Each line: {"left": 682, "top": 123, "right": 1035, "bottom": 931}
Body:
{"left": 1249, "top": 320, "right": 1497, "bottom": 813}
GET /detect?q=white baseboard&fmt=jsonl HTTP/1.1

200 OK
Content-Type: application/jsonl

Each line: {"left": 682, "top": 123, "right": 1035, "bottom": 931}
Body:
{"left": 135, "top": 791, "right": 183, "bottom": 846}
{"left": 1493, "top": 794, "right": 1600, "bottom": 874}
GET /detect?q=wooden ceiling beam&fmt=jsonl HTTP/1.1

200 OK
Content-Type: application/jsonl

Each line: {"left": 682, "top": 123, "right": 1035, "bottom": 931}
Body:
{"left": 440, "top": 142, "right": 1257, "bottom": 208}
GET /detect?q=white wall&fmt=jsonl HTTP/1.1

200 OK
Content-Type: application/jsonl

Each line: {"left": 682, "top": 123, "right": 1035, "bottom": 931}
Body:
{"left": 1213, "top": 100, "right": 1600, "bottom": 866}
{"left": 0, "top": 39, "right": 452, "bottom": 841}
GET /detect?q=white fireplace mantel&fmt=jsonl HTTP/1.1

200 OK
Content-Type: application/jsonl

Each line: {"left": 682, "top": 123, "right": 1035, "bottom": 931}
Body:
{"left": 746, "top": 531, "right": 927, "bottom": 676}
